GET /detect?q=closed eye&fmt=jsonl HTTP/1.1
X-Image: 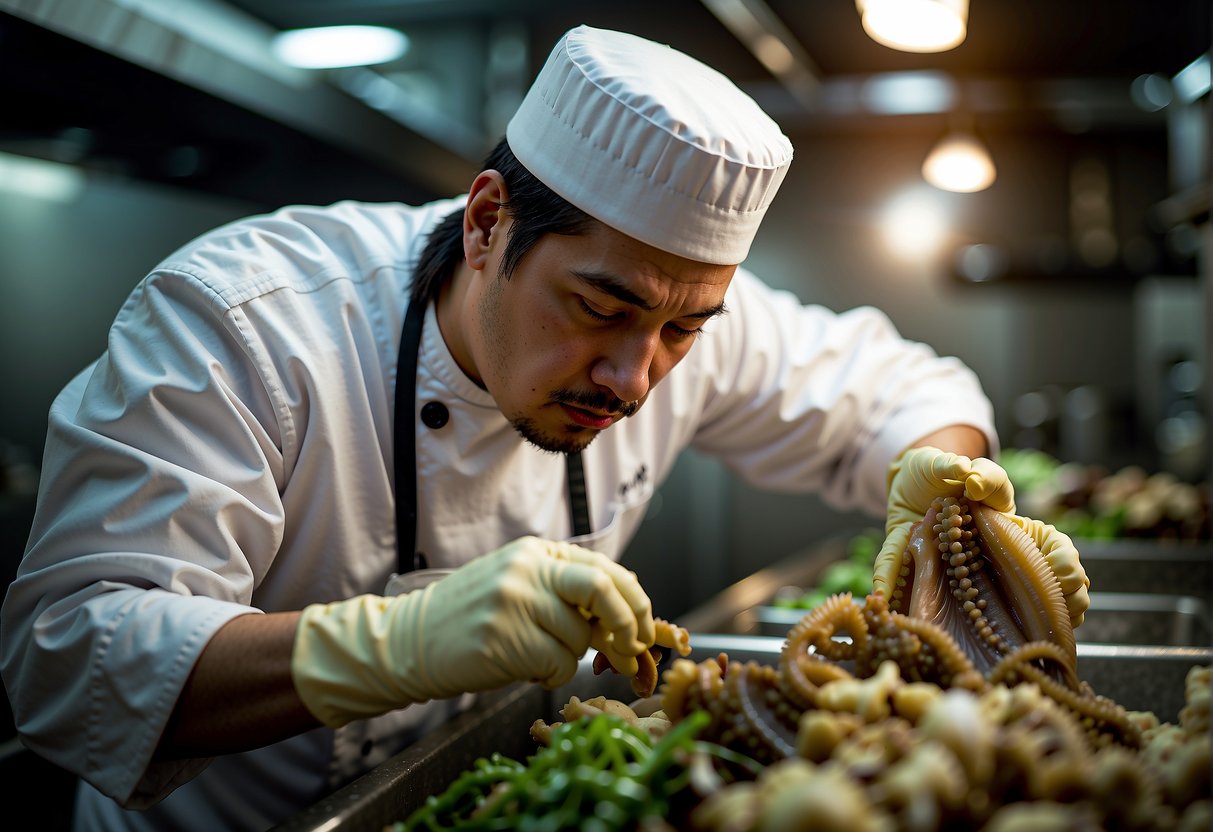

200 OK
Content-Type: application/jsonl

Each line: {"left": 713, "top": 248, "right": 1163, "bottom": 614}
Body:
{"left": 579, "top": 298, "right": 621, "bottom": 322}
{"left": 665, "top": 322, "right": 703, "bottom": 340}
{"left": 578, "top": 295, "right": 710, "bottom": 341}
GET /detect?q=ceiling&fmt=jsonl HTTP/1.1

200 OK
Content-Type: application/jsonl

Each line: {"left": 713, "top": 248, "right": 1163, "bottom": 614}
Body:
{"left": 223, "top": 0, "right": 1209, "bottom": 118}
{"left": 227, "top": 0, "right": 1208, "bottom": 79}
{"left": 0, "top": 0, "right": 1208, "bottom": 209}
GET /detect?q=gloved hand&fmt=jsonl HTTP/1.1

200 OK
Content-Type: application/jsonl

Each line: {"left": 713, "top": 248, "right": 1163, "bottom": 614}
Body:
{"left": 291, "top": 536, "right": 655, "bottom": 728}
{"left": 871, "top": 445, "right": 1089, "bottom": 629}
{"left": 872, "top": 446, "right": 1016, "bottom": 601}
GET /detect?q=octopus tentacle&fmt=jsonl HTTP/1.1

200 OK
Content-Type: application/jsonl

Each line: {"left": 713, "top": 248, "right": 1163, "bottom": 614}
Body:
{"left": 988, "top": 641, "right": 1082, "bottom": 692}
{"left": 780, "top": 592, "right": 864, "bottom": 709}
{"left": 655, "top": 482, "right": 1181, "bottom": 824}
{"left": 779, "top": 651, "right": 852, "bottom": 711}
{"left": 782, "top": 592, "right": 868, "bottom": 663}
{"left": 726, "top": 661, "right": 798, "bottom": 762}
{"left": 861, "top": 592, "right": 986, "bottom": 691}
{"left": 993, "top": 653, "right": 1141, "bottom": 749}
{"left": 971, "top": 505, "right": 1075, "bottom": 662}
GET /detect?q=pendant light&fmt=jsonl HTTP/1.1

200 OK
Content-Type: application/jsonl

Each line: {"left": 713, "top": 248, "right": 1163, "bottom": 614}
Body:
{"left": 856, "top": 0, "right": 969, "bottom": 53}
{"left": 272, "top": 25, "right": 409, "bottom": 69}
{"left": 922, "top": 115, "right": 996, "bottom": 193}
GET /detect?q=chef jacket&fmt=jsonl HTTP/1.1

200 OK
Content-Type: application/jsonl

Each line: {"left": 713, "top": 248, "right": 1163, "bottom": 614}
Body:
{"left": 0, "top": 197, "right": 997, "bottom": 831}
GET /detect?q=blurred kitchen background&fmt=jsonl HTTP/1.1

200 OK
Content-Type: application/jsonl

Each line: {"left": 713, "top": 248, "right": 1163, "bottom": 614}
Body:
{"left": 0, "top": 0, "right": 1209, "bottom": 621}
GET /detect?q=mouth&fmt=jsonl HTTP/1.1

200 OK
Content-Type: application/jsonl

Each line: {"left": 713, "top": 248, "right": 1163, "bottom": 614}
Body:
{"left": 559, "top": 403, "right": 617, "bottom": 430}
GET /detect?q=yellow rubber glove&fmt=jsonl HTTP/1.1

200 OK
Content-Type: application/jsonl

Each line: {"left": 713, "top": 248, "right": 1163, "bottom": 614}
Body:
{"left": 291, "top": 536, "right": 655, "bottom": 728}
{"left": 872, "top": 446, "right": 1015, "bottom": 601}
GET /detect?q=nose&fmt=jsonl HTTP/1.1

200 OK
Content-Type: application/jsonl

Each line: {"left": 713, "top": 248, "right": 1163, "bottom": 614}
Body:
{"left": 590, "top": 332, "right": 657, "bottom": 405}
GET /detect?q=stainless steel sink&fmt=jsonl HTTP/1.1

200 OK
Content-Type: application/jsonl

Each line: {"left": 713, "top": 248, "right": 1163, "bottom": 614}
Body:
{"left": 751, "top": 592, "right": 1212, "bottom": 646}
{"left": 1078, "top": 539, "right": 1211, "bottom": 595}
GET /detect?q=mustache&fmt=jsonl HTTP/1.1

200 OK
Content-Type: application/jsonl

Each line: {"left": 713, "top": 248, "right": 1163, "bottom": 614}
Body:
{"left": 552, "top": 389, "right": 639, "bottom": 418}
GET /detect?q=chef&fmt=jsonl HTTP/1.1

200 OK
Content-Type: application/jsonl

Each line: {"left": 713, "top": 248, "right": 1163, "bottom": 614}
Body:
{"left": 0, "top": 24, "right": 1088, "bottom": 832}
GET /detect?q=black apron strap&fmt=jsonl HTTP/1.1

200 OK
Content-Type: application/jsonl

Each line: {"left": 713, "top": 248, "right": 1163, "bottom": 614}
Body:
{"left": 393, "top": 299, "right": 593, "bottom": 575}
{"left": 565, "top": 451, "right": 592, "bottom": 538}
{"left": 393, "top": 297, "right": 428, "bottom": 574}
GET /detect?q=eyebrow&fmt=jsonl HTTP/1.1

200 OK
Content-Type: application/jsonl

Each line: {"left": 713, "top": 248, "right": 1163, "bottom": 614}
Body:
{"left": 572, "top": 270, "right": 728, "bottom": 321}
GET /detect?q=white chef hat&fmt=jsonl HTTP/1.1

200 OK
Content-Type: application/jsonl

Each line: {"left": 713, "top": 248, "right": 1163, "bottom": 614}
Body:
{"left": 506, "top": 25, "right": 793, "bottom": 265}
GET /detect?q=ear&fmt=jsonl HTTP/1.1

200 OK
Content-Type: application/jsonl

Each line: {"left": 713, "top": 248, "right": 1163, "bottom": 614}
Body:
{"left": 463, "top": 170, "right": 509, "bottom": 272}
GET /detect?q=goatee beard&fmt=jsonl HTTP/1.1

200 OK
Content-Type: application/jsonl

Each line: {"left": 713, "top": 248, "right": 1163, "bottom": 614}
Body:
{"left": 511, "top": 416, "right": 596, "bottom": 455}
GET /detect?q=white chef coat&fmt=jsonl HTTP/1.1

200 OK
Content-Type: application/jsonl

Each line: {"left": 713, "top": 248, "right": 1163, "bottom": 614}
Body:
{"left": 0, "top": 198, "right": 996, "bottom": 831}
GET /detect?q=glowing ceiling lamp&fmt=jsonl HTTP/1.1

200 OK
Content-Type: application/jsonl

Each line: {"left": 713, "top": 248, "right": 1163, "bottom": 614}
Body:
{"left": 856, "top": 0, "right": 969, "bottom": 53}
{"left": 880, "top": 189, "right": 949, "bottom": 259}
{"left": 922, "top": 119, "right": 996, "bottom": 193}
{"left": 271, "top": 25, "right": 409, "bottom": 69}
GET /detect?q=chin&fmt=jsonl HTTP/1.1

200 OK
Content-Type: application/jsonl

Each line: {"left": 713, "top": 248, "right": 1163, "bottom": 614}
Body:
{"left": 512, "top": 416, "right": 599, "bottom": 455}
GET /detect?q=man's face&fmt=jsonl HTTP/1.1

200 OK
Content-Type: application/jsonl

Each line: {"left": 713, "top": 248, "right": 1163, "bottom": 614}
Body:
{"left": 464, "top": 217, "right": 735, "bottom": 454}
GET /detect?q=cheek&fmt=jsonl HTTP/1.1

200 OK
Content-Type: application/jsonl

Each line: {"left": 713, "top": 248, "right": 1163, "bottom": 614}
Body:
{"left": 510, "top": 302, "right": 588, "bottom": 386}
{"left": 649, "top": 340, "right": 694, "bottom": 386}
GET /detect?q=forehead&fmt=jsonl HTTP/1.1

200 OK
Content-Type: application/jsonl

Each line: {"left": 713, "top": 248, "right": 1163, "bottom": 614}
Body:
{"left": 535, "top": 220, "right": 736, "bottom": 307}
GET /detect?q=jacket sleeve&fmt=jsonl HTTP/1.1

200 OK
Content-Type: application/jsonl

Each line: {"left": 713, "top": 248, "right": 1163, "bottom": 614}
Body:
{"left": 0, "top": 268, "right": 288, "bottom": 808}
{"left": 690, "top": 268, "right": 998, "bottom": 515}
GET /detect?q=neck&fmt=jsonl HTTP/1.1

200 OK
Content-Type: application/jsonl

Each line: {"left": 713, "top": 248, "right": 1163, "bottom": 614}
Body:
{"left": 434, "top": 263, "right": 480, "bottom": 384}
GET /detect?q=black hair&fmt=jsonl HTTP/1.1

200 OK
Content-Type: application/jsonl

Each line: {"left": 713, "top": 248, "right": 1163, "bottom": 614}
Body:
{"left": 409, "top": 138, "right": 596, "bottom": 305}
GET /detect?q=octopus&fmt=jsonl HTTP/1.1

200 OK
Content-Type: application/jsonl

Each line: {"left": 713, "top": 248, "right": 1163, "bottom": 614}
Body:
{"left": 658, "top": 493, "right": 1154, "bottom": 764}
{"left": 888, "top": 496, "right": 1076, "bottom": 681}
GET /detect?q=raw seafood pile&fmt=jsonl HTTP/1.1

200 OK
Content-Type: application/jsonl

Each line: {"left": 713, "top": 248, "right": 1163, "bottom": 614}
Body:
{"left": 388, "top": 621, "right": 1208, "bottom": 831}
{"left": 687, "top": 662, "right": 1211, "bottom": 832}
{"left": 661, "top": 601, "right": 1208, "bottom": 830}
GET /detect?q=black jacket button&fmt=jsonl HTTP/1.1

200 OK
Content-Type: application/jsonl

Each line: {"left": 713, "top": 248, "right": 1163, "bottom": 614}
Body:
{"left": 420, "top": 401, "right": 449, "bottom": 429}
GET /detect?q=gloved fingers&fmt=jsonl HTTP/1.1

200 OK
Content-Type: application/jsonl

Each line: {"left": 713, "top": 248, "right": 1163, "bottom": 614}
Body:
{"left": 887, "top": 447, "right": 972, "bottom": 519}
{"left": 964, "top": 458, "right": 1016, "bottom": 513}
{"left": 872, "top": 524, "right": 911, "bottom": 600}
{"left": 509, "top": 597, "right": 590, "bottom": 688}
{"left": 547, "top": 558, "right": 649, "bottom": 657}
{"left": 546, "top": 548, "right": 653, "bottom": 655}
{"left": 531, "top": 636, "right": 582, "bottom": 689}
{"left": 532, "top": 591, "right": 595, "bottom": 657}
{"left": 589, "top": 622, "right": 640, "bottom": 677}
{"left": 1065, "top": 584, "right": 1090, "bottom": 630}
{"left": 555, "top": 542, "right": 656, "bottom": 647}
{"left": 925, "top": 449, "right": 974, "bottom": 483}
{"left": 901, "top": 447, "right": 972, "bottom": 492}
{"left": 1041, "top": 538, "right": 1090, "bottom": 630}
